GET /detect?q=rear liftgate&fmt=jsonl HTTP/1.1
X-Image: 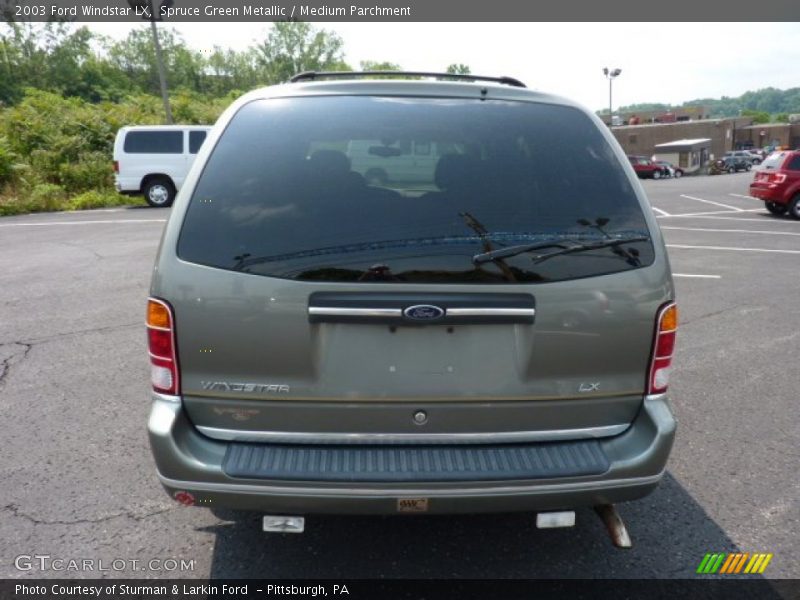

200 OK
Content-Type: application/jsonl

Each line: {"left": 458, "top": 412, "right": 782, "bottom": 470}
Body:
{"left": 255, "top": 292, "right": 648, "bottom": 548}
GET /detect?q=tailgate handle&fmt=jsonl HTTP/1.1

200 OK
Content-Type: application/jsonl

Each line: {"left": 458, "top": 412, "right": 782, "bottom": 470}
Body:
{"left": 308, "top": 292, "right": 535, "bottom": 325}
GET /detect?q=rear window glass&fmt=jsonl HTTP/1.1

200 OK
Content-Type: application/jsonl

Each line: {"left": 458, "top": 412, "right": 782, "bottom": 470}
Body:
{"left": 786, "top": 155, "right": 800, "bottom": 171}
{"left": 762, "top": 152, "right": 787, "bottom": 170}
{"left": 189, "top": 130, "right": 207, "bottom": 154}
{"left": 178, "top": 96, "right": 654, "bottom": 284}
{"left": 124, "top": 131, "right": 183, "bottom": 154}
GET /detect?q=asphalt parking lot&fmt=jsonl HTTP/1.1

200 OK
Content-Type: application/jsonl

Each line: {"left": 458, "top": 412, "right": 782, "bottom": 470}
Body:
{"left": 0, "top": 171, "right": 798, "bottom": 580}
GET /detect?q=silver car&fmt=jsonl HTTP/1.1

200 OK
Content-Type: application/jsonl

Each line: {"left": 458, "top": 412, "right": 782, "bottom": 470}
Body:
{"left": 146, "top": 72, "right": 677, "bottom": 540}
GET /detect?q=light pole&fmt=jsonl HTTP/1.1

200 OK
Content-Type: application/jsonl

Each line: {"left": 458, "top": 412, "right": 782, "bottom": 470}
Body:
{"left": 603, "top": 67, "right": 622, "bottom": 125}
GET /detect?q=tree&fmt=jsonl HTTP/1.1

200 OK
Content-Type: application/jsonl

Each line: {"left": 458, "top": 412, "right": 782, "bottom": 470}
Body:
{"left": 254, "top": 22, "right": 349, "bottom": 85}
{"left": 446, "top": 63, "right": 471, "bottom": 75}
{"left": 359, "top": 60, "right": 401, "bottom": 72}
{"left": 741, "top": 109, "right": 770, "bottom": 124}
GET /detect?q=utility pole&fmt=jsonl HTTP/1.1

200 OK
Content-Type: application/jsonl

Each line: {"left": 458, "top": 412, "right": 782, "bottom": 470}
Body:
{"left": 149, "top": 12, "right": 173, "bottom": 124}
{"left": 130, "top": 0, "right": 173, "bottom": 123}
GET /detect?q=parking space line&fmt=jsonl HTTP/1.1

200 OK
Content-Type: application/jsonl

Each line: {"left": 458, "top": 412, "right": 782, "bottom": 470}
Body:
{"left": 680, "top": 194, "right": 745, "bottom": 212}
{"left": 729, "top": 193, "right": 758, "bottom": 201}
{"left": 0, "top": 219, "right": 167, "bottom": 227}
{"left": 661, "top": 226, "right": 800, "bottom": 237}
{"left": 672, "top": 273, "right": 721, "bottom": 279}
{"left": 667, "top": 244, "right": 800, "bottom": 255}
{"left": 662, "top": 215, "right": 796, "bottom": 224}
{"left": 658, "top": 208, "right": 764, "bottom": 218}
{"left": 651, "top": 206, "right": 671, "bottom": 217}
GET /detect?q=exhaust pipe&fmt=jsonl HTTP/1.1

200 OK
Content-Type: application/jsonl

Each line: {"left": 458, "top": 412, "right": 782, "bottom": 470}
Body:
{"left": 595, "top": 504, "right": 632, "bottom": 548}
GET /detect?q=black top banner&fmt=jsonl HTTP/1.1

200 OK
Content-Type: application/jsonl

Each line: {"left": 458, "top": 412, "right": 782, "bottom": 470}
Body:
{"left": 2, "top": 0, "right": 800, "bottom": 21}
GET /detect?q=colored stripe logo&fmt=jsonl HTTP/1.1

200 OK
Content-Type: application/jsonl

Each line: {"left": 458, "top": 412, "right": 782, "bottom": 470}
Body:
{"left": 697, "top": 553, "right": 773, "bottom": 574}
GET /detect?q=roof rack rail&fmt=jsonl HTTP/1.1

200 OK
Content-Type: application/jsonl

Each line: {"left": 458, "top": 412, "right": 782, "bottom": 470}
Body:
{"left": 289, "top": 71, "right": 527, "bottom": 88}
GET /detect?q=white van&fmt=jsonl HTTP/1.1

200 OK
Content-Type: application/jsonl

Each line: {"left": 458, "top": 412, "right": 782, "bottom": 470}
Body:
{"left": 347, "top": 139, "right": 457, "bottom": 187}
{"left": 113, "top": 125, "right": 211, "bottom": 207}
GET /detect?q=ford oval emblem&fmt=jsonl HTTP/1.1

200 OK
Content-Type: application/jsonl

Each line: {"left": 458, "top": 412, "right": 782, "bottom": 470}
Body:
{"left": 403, "top": 304, "right": 445, "bottom": 321}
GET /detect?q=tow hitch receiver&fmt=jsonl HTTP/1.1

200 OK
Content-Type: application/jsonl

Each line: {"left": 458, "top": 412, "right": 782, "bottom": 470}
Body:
{"left": 595, "top": 504, "right": 632, "bottom": 548}
{"left": 263, "top": 515, "right": 305, "bottom": 533}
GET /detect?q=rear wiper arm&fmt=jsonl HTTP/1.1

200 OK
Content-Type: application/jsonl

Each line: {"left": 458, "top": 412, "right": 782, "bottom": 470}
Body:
{"left": 472, "top": 236, "right": 649, "bottom": 265}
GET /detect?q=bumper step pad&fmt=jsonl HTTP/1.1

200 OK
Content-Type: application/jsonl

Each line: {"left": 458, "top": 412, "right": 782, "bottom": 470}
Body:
{"left": 223, "top": 439, "right": 610, "bottom": 482}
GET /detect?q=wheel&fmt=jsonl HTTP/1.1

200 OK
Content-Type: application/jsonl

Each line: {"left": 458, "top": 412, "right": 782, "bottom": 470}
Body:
{"left": 765, "top": 201, "right": 787, "bottom": 215}
{"left": 753, "top": 158, "right": 761, "bottom": 165}
{"left": 674, "top": 169, "right": 683, "bottom": 178}
{"left": 727, "top": 167, "right": 735, "bottom": 174}
{"left": 143, "top": 177, "right": 175, "bottom": 207}
{"left": 788, "top": 195, "right": 800, "bottom": 220}
{"left": 365, "top": 168, "right": 388, "bottom": 186}
{"left": 746, "top": 163, "right": 752, "bottom": 171}
{"left": 652, "top": 169, "right": 661, "bottom": 180}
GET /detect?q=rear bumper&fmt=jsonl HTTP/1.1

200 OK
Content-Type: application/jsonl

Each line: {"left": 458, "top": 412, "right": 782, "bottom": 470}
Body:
{"left": 749, "top": 184, "right": 785, "bottom": 204}
{"left": 148, "top": 393, "right": 676, "bottom": 515}
{"left": 115, "top": 176, "right": 141, "bottom": 194}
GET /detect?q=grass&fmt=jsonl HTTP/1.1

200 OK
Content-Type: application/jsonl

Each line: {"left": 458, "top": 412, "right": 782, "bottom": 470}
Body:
{"left": 0, "top": 188, "right": 145, "bottom": 216}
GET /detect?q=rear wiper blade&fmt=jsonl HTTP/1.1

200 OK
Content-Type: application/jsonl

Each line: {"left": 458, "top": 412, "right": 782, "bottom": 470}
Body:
{"left": 472, "top": 236, "right": 649, "bottom": 265}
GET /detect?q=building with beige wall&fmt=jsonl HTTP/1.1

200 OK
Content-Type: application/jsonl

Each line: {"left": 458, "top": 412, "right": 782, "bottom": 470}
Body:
{"left": 610, "top": 118, "right": 754, "bottom": 160}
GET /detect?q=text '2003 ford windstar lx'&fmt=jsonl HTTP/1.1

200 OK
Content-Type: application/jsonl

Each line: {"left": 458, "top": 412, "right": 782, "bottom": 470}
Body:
{"left": 146, "top": 71, "right": 677, "bottom": 544}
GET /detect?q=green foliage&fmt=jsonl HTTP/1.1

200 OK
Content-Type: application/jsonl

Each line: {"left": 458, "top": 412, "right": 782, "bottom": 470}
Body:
{"left": 0, "top": 135, "right": 16, "bottom": 185}
{"left": 612, "top": 88, "right": 800, "bottom": 121}
{"left": 255, "top": 22, "right": 349, "bottom": 84}
{"left": 446, "top": 63, "right": 471, "bottom": 75}
{"left": 360, "top": 60, "right": 401, "bottom": 71}
{"left": 0, "top": 88, "right": 226, "bottom": 214}
{"left": 65, "top": 189, "right": 140, "bottom": 211}
{"left": 741, "top": 109, "right": 771, "bottom": 124}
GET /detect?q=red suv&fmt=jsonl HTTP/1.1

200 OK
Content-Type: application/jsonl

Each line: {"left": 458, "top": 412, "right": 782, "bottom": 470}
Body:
{"left": 749, "top": 150, "right": 800, "bottom": 218}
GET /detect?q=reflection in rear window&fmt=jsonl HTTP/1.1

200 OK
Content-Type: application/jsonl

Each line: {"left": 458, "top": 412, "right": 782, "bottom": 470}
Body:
{"left": 177, "top": 97, "right": 653, "bottom": 284}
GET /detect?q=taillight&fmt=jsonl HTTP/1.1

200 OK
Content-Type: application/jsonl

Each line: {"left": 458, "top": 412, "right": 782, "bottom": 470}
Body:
{"left": 768, "top": 173, "right": 787, "bottom": 184}
{"left": 648, "top": 303, "right": 677, "bottom": 395}
{"left": 147, "top": 298, "right": 179, "bottom": 395}
{"left": 113, "top": 160, "right": 119, "bottom": 173}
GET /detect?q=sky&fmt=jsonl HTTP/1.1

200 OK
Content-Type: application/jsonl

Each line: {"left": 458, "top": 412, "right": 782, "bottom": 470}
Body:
{"left": 87, "top": 22, "right": 800, "bottom": 112}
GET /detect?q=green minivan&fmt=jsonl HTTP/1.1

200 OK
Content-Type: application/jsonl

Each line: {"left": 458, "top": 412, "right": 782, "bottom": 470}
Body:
{"left": 146, "top": 72, "right": 677, "bottom": 537}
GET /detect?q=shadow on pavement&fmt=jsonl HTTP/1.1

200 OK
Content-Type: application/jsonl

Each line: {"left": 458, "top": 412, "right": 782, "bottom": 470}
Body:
{"left": 201, "top": 472, "right": 782, "bottom": 584}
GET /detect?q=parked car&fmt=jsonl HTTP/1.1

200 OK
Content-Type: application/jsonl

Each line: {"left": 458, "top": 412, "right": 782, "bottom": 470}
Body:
{"left": 628, "top": 155, "right": 665, "bottom": 179}
{"left": 746, "top": 150, "right": 765, "bottom": 164}
{"left": 720, "top": 155, "right": 752, "bottom": 173}
{"left": 749, "top": 150, "right": 800, "bottom": 218}
{"left": 654, "top": 160, "right": 684, "bottom": 178}
{"left": 724, "top": 150, "right": 757, "bottom": 166}
{"left": 114, "top": 125, "right": 211, "bottom": 207}
{"left": 146, "top": 72, "right": 677, "bottom": 531}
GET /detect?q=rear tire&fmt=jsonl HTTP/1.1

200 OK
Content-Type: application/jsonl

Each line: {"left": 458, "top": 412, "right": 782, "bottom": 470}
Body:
{"left": 674, "top": 169, "right": 683, "bottom": 178}
{"left": 765, "top": 201, "right": 787, "bottom": 215}
{"left": 143, "top": 177, "right": 175, "bottom": 208}
{"left": 746, "top": 163, "right": 752, "bottom": 171}
{"left": 652, "top": 170, "right": 661, "bottom": 180}
{"left": 727, "top": 167, "right": 735, "bottom": 174}
{"left": 788, "top": 195, "right": 800, "bottom": 220}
